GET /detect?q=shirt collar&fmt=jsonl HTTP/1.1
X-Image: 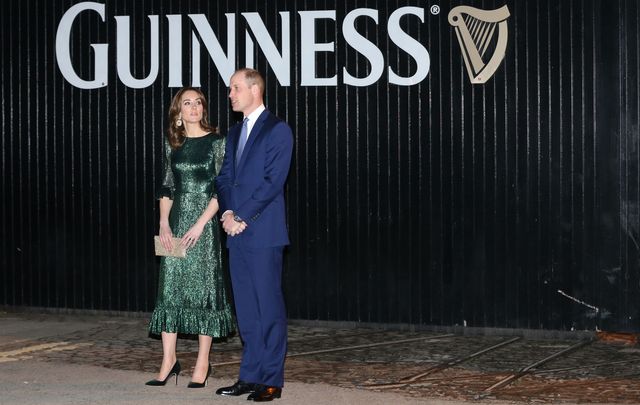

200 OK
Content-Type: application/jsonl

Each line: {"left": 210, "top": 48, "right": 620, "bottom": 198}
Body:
{"left": 244, "top": 104, "right": 266, "bottom": 124}
{"left": 243, "top": 105, "right": 265, "bottom": 137}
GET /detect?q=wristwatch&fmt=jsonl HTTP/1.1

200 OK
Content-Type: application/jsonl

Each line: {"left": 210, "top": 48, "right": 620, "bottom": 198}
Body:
{"left": 233, "top": 214, "right": 243, "bottom": 223}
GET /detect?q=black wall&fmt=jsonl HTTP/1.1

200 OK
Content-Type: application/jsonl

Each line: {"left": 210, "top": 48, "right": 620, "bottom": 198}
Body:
{"left": 2, "top": 0, "right": 639, "bottom": 331}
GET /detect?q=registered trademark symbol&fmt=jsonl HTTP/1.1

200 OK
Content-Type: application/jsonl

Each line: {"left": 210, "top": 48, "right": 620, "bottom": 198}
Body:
{"left": 430, "top": 5, "right": 440, "bottom": 15}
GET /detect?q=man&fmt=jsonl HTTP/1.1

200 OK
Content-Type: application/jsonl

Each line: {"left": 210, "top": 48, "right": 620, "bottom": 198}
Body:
{"left": 214, "top": 68, "right": 293, "bottom": 402}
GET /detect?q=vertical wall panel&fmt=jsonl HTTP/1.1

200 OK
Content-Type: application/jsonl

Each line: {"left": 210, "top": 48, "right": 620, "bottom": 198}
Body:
{"left": 1, "top": 0, "right": 639, "bottom": 331}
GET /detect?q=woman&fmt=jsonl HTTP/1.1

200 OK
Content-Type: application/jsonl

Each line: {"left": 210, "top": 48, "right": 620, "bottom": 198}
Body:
{"left": 146, "top": 87, "right": 234, "bottom": 388}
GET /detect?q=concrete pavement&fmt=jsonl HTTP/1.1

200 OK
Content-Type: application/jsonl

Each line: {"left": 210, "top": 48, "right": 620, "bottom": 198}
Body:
{"left": 0, "top": 309, "right": 638, "bottom": 404}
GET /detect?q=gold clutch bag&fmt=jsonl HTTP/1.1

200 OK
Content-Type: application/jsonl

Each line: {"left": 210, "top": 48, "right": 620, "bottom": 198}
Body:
{"left": 154, "top": 236, "right": 187, "bottom": 258}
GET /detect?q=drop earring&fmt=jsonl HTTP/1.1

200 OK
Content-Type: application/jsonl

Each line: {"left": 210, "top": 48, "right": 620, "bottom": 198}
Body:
{"left": 176, "top": 115, "right": 183, "bottom": 127}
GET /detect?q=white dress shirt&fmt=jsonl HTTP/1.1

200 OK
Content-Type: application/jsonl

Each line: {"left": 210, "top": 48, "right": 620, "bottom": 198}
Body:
{"left": 244, "top": 104, "right": 266, "bottom": 139}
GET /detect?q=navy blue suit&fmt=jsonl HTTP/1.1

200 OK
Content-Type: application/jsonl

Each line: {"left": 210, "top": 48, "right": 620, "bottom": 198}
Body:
{"left": 215, "top": 109, "right": 293, "bottom": 388}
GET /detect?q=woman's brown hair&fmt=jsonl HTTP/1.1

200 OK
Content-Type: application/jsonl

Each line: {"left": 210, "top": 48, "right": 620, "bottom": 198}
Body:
{"left": 166, "top": 87, "right": 217, "bottom": 149}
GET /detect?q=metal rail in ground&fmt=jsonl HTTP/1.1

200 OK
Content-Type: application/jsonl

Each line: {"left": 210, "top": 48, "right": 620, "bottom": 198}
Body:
{"left": 532, "top": 358, "right": 640, "bottom": 375}
{"left": 212, "top": 333, "right": 455, "bottom": 367}
{"left": 213, "top": 329, "right": 391, "bottom": 353}
{"left": 475, "top": 339, "right": 593, "bottom": 399}
{"left": 363, "top": 336, "right": 522, "bottom": 389}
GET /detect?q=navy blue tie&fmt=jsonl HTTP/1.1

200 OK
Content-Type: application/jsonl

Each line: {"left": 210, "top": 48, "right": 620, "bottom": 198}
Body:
{"left": 235, "top": 118, "right": 249, "bottom": 167}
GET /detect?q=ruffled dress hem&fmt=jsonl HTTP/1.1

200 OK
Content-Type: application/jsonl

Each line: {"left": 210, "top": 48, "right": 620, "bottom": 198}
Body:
{"left": 149, "top": 306, "right": 235, "bottom": 337}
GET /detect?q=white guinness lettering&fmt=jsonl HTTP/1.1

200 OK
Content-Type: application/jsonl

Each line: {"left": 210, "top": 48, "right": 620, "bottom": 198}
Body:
{"left": 115, "top": 15, "right": 159, "bottom": 88}
{"left": 388, "top": 7, "right": 430, "bottom": 85}
{"left": 56, "top": 2, "right": 108, "bottom": 89}
{"left": 299, "top": 10, "right": 336, "bottom": 86}
{"left": 342, "top": 8, "right": 383, "bottom": 87}
{"left": 189, "top": 14, "right": 236, "bottom": 87}
{"left": 55, "top": 2, "right": 432, "bottom": 89}
{"left": 245, "top": 12, "right": 290, "bottom": 86}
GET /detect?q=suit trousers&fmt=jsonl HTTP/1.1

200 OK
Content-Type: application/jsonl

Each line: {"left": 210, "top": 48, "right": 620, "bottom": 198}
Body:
{"left": 229, "top": 244, "right": 287, "bottom": 387}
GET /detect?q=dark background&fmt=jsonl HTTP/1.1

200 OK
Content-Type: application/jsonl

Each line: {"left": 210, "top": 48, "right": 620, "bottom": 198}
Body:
{"left": 1, "top": 0, "right": 639, "bottom": 332}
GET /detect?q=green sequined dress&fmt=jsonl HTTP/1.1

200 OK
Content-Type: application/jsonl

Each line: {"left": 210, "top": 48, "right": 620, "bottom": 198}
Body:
{"left": 149, "top": 133, "right": 235, "bottom": 337}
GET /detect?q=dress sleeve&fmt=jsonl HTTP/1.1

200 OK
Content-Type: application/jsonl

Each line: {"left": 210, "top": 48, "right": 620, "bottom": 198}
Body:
{"left": 210, "top": 135, "right": 227, "bottom": 199}
{"left": 156, "top": 138, "right": 175, "bottom": 200}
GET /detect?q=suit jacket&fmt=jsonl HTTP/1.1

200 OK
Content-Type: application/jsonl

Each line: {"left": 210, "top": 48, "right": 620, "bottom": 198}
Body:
{"left": 215, "top": 109, "right": 293, "bottom": 248}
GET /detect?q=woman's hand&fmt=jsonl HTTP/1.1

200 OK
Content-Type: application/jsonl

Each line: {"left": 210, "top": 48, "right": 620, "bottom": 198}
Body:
{"left": 181, "top": 222, "right": 205, "bottom": 248}
{"left": 159, "top": 221, "right": 174, "bottom": 252}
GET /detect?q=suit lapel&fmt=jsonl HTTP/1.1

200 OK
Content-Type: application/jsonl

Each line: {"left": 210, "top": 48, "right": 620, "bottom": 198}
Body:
{"left": 236, "top": 109, "right": 270, "bottom": 172}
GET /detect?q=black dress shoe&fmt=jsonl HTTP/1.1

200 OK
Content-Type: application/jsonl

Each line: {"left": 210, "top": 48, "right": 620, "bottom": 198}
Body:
{"left": 247, "top": 386, "right": 282, "bottom": 402}
{"left": 216, "top": 380, "right": 258, "bottom": 396}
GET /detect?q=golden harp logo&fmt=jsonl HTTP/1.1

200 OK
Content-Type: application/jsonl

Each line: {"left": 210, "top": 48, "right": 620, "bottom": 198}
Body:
{"left": 448, "top": 5, "right": 510, "bottom": 84}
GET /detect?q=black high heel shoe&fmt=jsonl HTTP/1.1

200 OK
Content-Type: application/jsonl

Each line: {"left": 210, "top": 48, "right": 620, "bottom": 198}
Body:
{"left": 145, "top": 360, "right": 181, "bottom": 386}
{"left": 187, "top": 363, "right": 212, "bottom": 388}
